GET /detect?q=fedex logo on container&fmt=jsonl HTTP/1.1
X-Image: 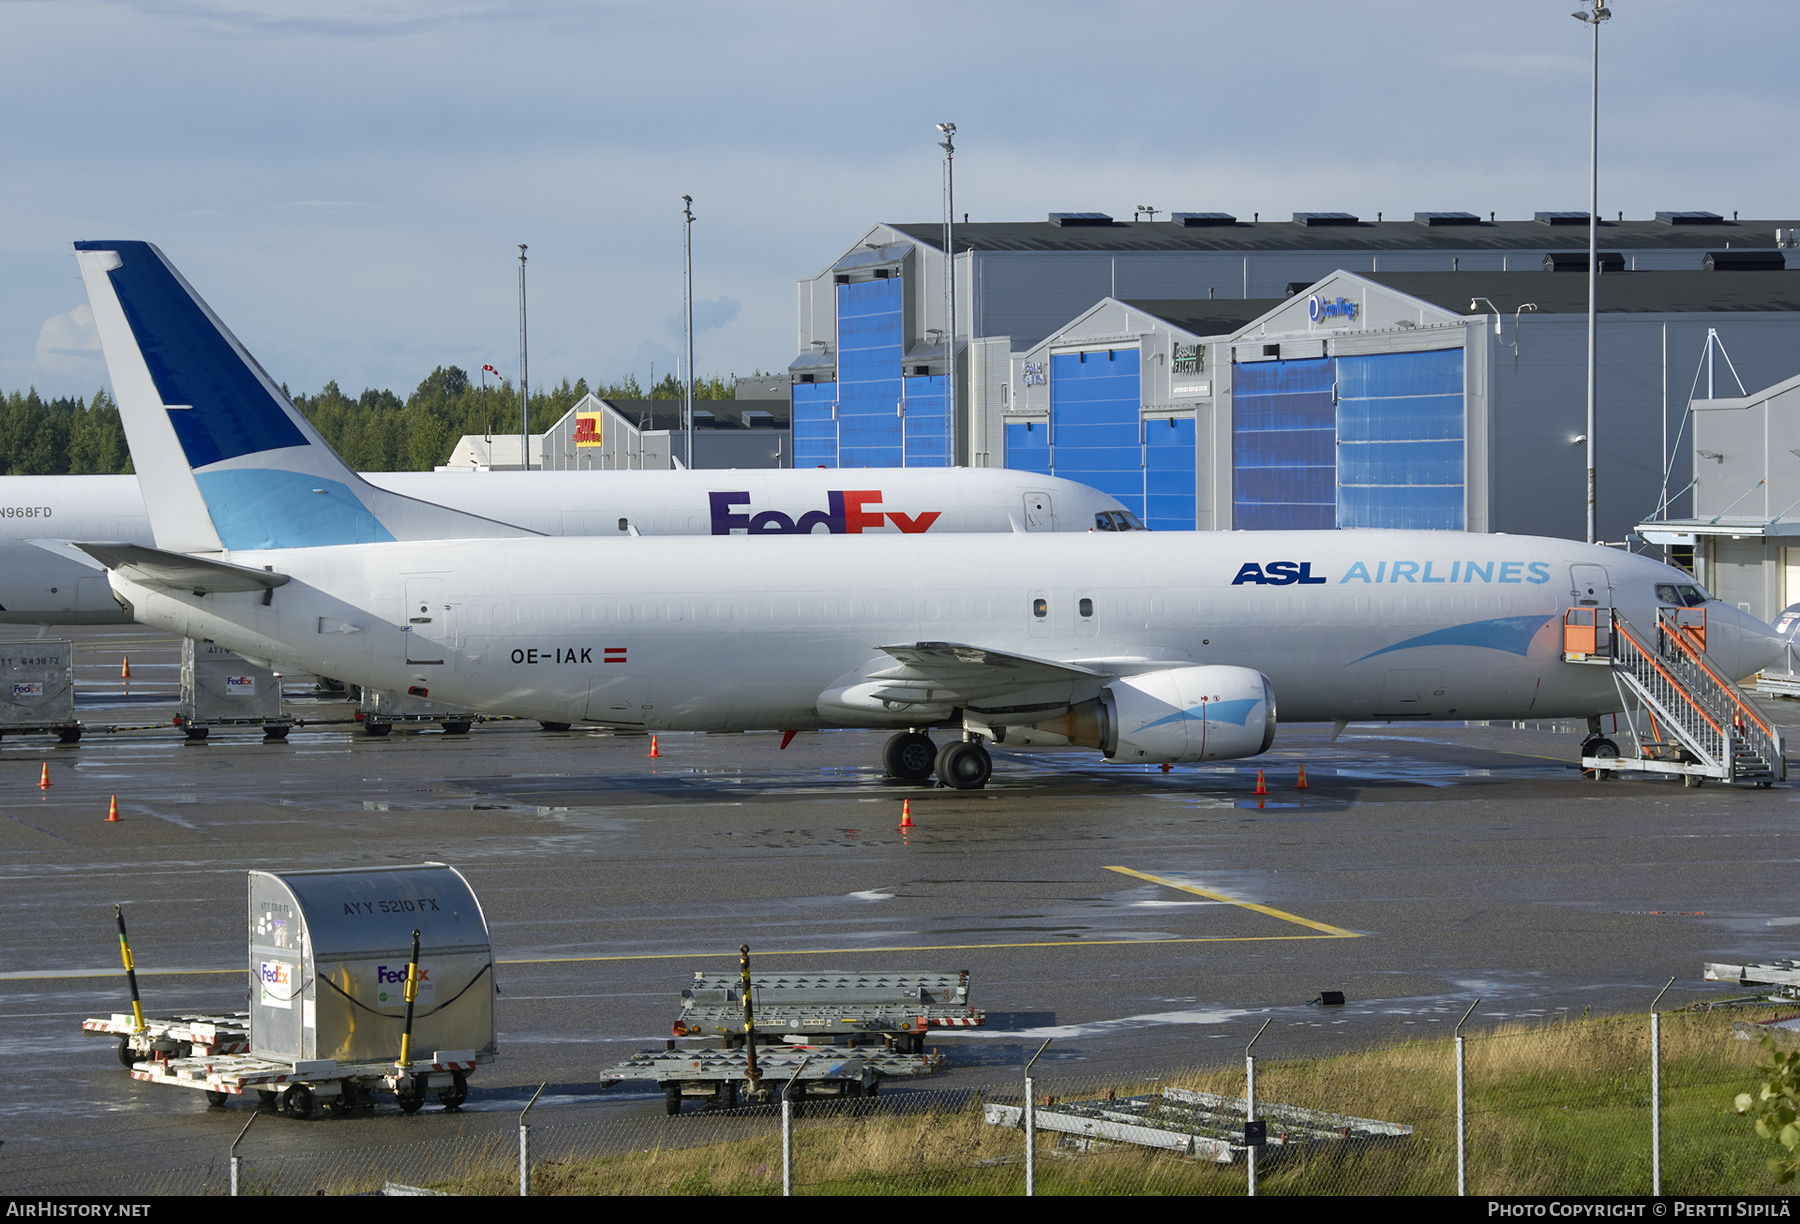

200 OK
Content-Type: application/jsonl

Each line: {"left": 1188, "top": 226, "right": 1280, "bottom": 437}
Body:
{"left": 226, "top": 675, "right": 255, "bottom": 695}
{"left": 259, "top": 960, "right": 294, "bottom": 1010}
{"left": 376, "top": 964, "right": 434, "bottom": 1006}
{"left": 709, "top": 491, "right": 941, "bottom": 536}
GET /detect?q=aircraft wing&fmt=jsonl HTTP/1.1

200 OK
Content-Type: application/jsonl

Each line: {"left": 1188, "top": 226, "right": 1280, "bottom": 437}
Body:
{"left": 863, "top": 642, "right": 1112, "bottom": 715}
{"left": 71, "top": 542, "right": 291, "bottom": 595}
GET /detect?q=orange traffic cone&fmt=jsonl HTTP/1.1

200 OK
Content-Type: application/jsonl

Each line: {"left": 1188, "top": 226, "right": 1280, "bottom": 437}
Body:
{"left": 1254, "top": 768, "right": 1268, "bottom": 795}
{"left": 1160, "top": 762, "right": 1172, "bottom": 773}
{"left": 647, "top": 735, "right": 661, "bottom": 758}
{"left": 899, "top": 799, "right": 914, "bottom": 828}
{"left": 38, "top": 762, "right": 51, "bottom": 789}
{"left": 121, "top": 656, "right": 131, "bottom": 696}
{"left": 106, "top": 795, "right": 120, "bottom": 822}
{"left": 1295, "top": 763, "right": 1309, "bottom": 790}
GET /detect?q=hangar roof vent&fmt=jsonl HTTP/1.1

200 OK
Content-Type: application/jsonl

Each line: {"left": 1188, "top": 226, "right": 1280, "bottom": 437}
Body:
{"left": 1050, "top": 212, "right": 1113, "bottom": 227}
{"left": 1293, "top": 212, "right": 1359, "bottom": 227}
{"left": 1544, "top": 251, "right": 1625, "bottom": 272}
{"left": 1414, "top": 211, "right": 1481, "bottom": 226}
{"left": 1705, "top": 249, "right": 1786, "bottom": 271}
{"left": 1657, "top": 211, "right": 1725, "bottom": 225}
{"left": 1172, "top": 212, "right": 1237, "bottom": 227}
{"left": 1534, "top": 211, "right": 1591, "bottom": 225}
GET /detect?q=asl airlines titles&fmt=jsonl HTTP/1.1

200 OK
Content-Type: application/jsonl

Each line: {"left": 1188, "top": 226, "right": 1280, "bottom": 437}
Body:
{"left": 1231, "top": 560, "right": 1555, "bottom": 586}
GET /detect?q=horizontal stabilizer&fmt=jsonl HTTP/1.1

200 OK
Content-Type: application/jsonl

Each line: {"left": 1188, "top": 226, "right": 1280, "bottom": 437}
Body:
{"left": 72, "top": 543, "right": 290, "bottom": 595}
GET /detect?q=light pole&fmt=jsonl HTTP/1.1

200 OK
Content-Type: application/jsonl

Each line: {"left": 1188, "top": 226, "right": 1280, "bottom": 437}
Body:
{"left": 517, "top": 244, "right": 529, "bottom": 471}
{"left": 1573, "top": 0, "right": 1612, "bottom": 544}
{"left": 936, "top": 122, "right": 955, "bottom": 469}
{"left": 682, "top": 195, "right": 695, "bottom": 471}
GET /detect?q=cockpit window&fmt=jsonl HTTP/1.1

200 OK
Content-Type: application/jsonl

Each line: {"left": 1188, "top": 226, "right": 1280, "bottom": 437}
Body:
{"left": 1093, "top": 510, "right": 1148, "bottom": 532}
{"left": 1655, "top": 583, "right": 1710, "bottom": 608}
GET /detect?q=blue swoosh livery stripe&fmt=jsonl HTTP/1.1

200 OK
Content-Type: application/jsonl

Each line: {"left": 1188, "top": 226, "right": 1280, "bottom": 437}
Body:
{"left": 194, "top": 469, "right": 397, "bottom": 549}
{"left": 1138, "top": 697, "right": 1264, "bottom": 732}
{"left": 1349, "top": 615, "right": 1554, "bottom": 666}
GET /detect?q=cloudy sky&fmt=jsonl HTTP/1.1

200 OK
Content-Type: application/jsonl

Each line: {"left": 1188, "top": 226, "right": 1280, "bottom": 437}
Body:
{"left": 3, "top": 0, "right": 1795, "bottom": 402}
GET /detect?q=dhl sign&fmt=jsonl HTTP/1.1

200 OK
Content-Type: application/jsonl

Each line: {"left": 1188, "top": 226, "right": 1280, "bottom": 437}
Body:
{"left": 574, "top": 411, "right": 603, "bottom": 447}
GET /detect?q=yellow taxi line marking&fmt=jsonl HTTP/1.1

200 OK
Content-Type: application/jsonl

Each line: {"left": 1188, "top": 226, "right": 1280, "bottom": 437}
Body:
{"left": 1103, "top": 865, "right": 1360, "bottom": 938}
{"left": 7, "top": 930, "right": 1353, "bottom": 979}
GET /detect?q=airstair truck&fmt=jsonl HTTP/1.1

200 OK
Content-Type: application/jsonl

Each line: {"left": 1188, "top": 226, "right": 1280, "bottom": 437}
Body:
{"left": 86, "top": 864, "right": 496, "bottom": 1118}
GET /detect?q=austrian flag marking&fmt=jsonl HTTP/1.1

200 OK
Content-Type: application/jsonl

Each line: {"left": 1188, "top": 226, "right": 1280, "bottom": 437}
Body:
{"left": 604, "top": 647, "right": 627, "bottom": 664}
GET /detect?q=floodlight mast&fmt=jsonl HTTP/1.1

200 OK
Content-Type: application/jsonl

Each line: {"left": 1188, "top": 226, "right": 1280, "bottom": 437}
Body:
{"left": 937, "top": 122, "right": 955, "bottom": 468}
{"left": 683, "top": 195, "right": 696, "bottom": 471}
{"left": 518, "top": 244, "right": 529, "bottom": 471}
{"left": 1573, "top": 0, "right": 1612, "bottom": 544}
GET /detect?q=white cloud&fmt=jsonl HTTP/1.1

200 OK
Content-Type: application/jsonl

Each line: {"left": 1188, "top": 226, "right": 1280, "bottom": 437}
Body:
{"left": 665, "top": 295, "right": 741, "bottom": 337}
{"left": 35, "top": 304, "right": 102, "bottom": 377}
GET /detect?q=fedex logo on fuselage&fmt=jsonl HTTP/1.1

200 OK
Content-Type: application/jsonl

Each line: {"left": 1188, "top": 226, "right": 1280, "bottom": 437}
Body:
{"left": 1233, "top": 560, "right": 1554, "bottom": 585}
{"left": 709, "top": 490, "right": 941, "bottom": 536}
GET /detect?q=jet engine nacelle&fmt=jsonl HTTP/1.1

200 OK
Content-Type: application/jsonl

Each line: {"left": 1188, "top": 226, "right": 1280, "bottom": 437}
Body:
{"left": 1034, "top": 665, "right": 1276, "bottom": 763}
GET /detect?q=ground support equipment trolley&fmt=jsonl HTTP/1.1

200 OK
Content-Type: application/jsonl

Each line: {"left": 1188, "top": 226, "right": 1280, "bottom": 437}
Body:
{"left": 602, "top": 1045, "right": 943, "bottom": 1115}
{"left": 84, "top": 863, "right": 498, "bottom": 1119}
{"left": 673, "top": 968, "right": 984, "bottom": 1053}
{"left": 0, "top": 638, "right": 82, "bottom": 743}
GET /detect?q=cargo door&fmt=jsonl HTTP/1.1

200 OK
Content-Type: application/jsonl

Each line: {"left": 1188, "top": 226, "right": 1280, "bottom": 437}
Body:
{"left": 403, "top": 577, "right": 448, "bottom": 665}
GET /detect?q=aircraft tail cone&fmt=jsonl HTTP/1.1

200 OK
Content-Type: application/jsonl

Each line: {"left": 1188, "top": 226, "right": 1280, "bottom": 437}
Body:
{"left": 1296, "top": 763, "right": 1309, "bottom": 790}
{"left": 38, "top": 762, "right": 51, "bottom": 789}
{"left": 1254, "top": 768, "right": 1267, "bottom": 795}
{"left": 648, "top": 735, "right": 661, "bottom": 758}
{"left": 106, "top": 795, "right": 120, "bottom": 822}
{"left": 899, "top": 799, "right": 914, "bottom": 829}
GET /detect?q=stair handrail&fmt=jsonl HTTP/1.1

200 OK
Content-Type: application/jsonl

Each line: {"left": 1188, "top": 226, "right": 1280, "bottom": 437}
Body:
{"left": 1609, "top": 614, "right": 1727, "bottom": 742}
{"left": 1655, "top": 609, "right": 1778, "bottom": 742}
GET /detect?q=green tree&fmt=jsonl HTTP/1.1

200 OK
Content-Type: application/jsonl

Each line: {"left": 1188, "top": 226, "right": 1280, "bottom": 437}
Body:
{"left": 1736, "top": 1035, "right": 1800, "bottom": 1184}
{"left": 67, "top": 389, "right": 132, "bottom": 474}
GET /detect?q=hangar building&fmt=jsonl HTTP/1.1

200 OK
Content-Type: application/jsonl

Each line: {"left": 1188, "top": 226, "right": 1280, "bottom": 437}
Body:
{"left": 788, "top": 212, "right": 1800, "bottom": 545}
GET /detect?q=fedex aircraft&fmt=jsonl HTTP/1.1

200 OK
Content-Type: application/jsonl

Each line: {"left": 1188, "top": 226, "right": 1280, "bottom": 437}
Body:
{"left": 63, "top": 240, "right": 1783, "bottom": 788}
{"left": 0, "top": 467, "right": 1134, "bottom": 626}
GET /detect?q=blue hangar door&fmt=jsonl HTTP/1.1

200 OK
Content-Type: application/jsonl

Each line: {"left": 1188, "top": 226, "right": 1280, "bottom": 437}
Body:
{"left": 1232, "top": 348, "right": 1463, "bottom": 531}
{"left": 1046, "top": 347, "right": 1144, "bottom": 523}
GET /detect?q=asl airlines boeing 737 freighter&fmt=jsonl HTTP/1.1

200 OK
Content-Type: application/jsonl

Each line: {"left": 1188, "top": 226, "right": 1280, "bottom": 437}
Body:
{"left": 0, "top": 468, "right": 1134, "bottom": 625}
{"left": 61, "top": 240, "right": 1785, "bottom": 788}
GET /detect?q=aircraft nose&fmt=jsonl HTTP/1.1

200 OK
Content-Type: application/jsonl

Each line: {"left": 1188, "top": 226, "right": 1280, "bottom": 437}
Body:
{"left": 1716, "top": 605, "right": 1785, "bottom": 681}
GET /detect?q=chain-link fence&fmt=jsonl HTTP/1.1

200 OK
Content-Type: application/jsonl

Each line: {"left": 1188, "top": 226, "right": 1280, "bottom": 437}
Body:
{"left": 109, "top": 1007, "right": 1791, "bottom": 1196}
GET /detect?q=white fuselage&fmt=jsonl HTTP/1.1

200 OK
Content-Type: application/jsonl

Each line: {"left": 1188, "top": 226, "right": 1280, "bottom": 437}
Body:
{"left": 107, "top": 528, "right": 1782, "bottom": 730}
{"left": 0, "top": 469, "right": 1128, "bottom": 624}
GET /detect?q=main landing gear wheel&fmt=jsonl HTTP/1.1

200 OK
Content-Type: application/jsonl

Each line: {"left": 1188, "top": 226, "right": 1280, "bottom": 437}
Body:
{"left": 934, "top": 740, "right": 992, "bottom": 790}
{"left": 882, "top": 731, "right": 937, "bottom": 781}
{"left": 1580, "top": 735, "right": 1619, "bottom": 781}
